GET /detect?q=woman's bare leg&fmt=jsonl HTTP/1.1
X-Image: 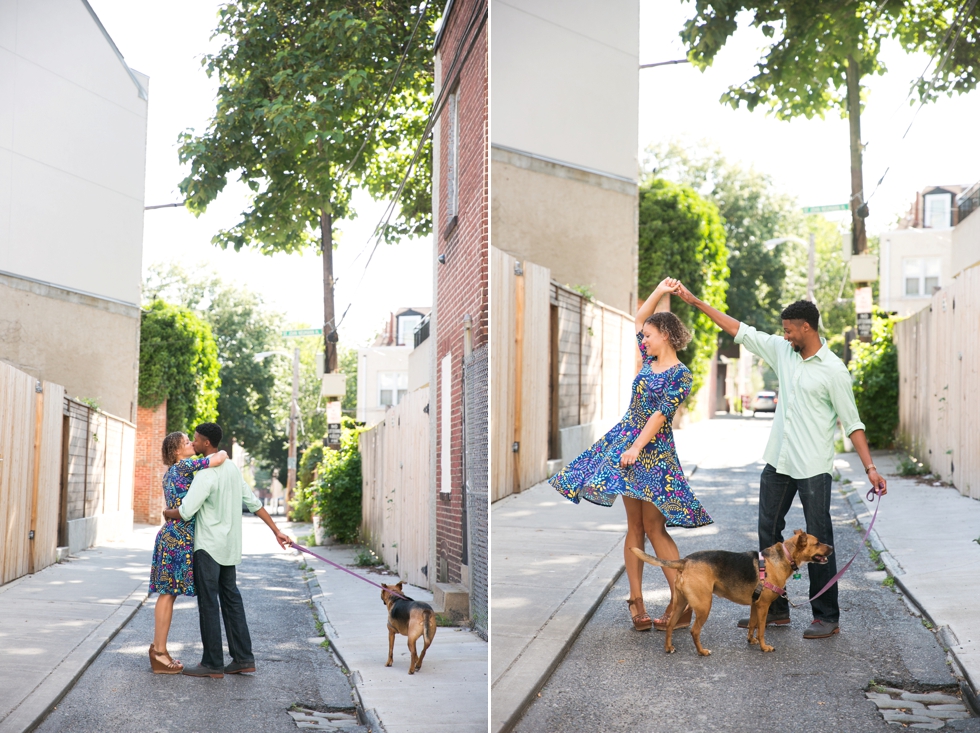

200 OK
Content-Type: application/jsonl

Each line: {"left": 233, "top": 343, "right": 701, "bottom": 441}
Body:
{"left": 622, "top": 497, "right": 649, "bottom": 619}
{"left": 641, "top": 502, "right": 681, "bottom": 612}
{"left": 153, "top": 594, "right": 176, "bottom": 654}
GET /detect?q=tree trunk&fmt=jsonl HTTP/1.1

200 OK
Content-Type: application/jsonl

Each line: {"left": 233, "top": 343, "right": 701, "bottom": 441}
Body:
{"left": 846, "top": 55, "right": 867, "bottom": 255}
{"left": 320, "top": 207, "right": 338, "bottom": 373}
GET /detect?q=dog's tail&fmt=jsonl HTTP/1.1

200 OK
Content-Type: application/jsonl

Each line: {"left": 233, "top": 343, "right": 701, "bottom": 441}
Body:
{"left": 630, "top": 547, "right": 686, "bottom": 570}
{"left": 422, "top": 609, "right": 435, "bottom": 643}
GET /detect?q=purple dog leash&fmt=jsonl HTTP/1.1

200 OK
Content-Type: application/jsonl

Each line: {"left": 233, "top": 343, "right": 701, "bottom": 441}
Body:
{"left": 786, "top": 482, "right": 885, "bottom": 608}
{"left": 292, "top": 542, "right": 408, "bottom": 600}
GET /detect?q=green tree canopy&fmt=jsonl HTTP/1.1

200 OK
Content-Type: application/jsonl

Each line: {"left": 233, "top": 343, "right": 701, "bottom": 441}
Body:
{"left": 138, "top": 300, "right": 221, "bottom": 435}
{"left": 679, "top": 0, "right": 980, "bottom": 255}
{"left": 638, "top": 178, "right": 729, "bottom": 399}
{"left": 178, "top": 0, "right": 434, "bottom": 371}
{"left": 645, "top": 140, "right": 797, "bottom": 339}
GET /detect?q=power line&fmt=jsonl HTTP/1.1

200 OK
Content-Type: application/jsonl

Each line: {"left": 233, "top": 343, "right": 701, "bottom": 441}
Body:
{"left": 331, "top": 1, "right": 488, "bottom": 334}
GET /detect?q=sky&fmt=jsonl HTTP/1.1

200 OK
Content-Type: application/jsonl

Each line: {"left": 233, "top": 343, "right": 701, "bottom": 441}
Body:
{"left": 88, "top": 0, "right": 980, "bottom": 343}
{"left": 87, "top": 0, "right": 433, "bottom": 347}
{"left": 638, "top": 1, "right": 980, "bottom": 236}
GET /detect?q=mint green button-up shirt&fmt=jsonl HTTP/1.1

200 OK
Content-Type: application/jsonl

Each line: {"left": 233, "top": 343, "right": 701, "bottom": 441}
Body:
{"left": 735, "top": 322, "right": 865, "bottom": 479}
{"left": 179, "top": 460, "right": 263, "bottom": 566}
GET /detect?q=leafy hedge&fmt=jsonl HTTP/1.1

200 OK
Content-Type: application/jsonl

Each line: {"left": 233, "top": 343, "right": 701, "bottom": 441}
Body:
{"left": 313, "top": 419, "right": 363, "bottom": 543}
{"left": 638, "top": 178, "right": 729, "bottom": 400}
{"left": 138, "top": 300, "right": 220, "bottom": 434}
{"left": 289, "top": 443, "right": 325, "bottom": 522}
{"left": 849, "top": 309, "right": 898, "bottom": 449}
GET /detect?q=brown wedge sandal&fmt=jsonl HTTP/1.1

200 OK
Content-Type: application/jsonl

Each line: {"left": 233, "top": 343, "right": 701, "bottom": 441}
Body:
{"left": 627, "top": 598, "right": 653, "bottom": 631}
{"left": 149, "top": 643, "right": 183, "bottom": 674}
{"left": 653, "top": 606, "right": 693, "bottom": 631}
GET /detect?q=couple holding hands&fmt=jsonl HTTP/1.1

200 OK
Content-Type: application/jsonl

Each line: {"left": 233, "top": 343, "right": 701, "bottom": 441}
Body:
{"left": 549, "top": 277, "right": 887, "bottom": 639}
{"left": 147, "top": 422, "right": 292, "bottom": 677}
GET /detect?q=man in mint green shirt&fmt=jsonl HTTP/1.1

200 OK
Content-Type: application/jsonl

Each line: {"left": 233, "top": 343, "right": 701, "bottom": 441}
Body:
{"left": 163, "top": 422, "right": 291, "bottom": 677}
{"left": 674, "top": 285, "right": 886, "bottom": 639}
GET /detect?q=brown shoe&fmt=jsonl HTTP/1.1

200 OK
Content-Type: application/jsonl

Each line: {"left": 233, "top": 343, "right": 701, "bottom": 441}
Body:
{"left": 149, "top": 645, "right": 183, "bottom": 675}
{"left": 653, "top": 606, "right": 692, "bottom": 631}
{"left": 627, "top": 598, "right": 653, "bottom": 631}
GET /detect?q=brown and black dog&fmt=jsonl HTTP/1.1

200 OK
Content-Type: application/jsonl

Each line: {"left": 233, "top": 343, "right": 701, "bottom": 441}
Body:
{"left": 631, "top": 529, "right": 833, "bottom": 656}
{"left": 380, "top": 582, "right": 437, "bottom": 674}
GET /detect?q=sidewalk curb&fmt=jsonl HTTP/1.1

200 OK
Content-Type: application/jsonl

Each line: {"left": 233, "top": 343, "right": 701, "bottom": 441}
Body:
{"left": 491, "top": 539, "right": 625, "bottom": 733}
{"left": 0, "top": 587, "right": 147, "bottom": 733}
{"left": 297, "top": 555, "right": 387, "bottom": 733}
{"left": 837, "top": 477, "right": 980, "bottom": 715}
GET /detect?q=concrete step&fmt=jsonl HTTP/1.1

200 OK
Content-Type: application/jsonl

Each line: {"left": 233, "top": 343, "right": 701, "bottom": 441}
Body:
{"left": 432, "top": 582, "right": 469, "bottom": 624}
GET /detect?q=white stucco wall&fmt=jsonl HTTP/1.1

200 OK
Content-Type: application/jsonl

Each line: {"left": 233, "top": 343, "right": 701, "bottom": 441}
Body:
{"left": 356, "top": 346, "right": 411, "bottom": 427}
{"left": 951, "top": 210, "right": 980, "bottom": 278}
{"left": 0, "top": 0, "right": 148, "bottom": 305}
{"left": 879, "top": 228, "right": 952, "bottom": 317}
{"left": 490, "top": 0, "right": 639, "bottom": 181}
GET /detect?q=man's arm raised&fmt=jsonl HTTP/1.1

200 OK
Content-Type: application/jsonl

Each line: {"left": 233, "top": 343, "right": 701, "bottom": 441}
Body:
{"left": 672, "top": 281, "right": 740, "bottom": 338}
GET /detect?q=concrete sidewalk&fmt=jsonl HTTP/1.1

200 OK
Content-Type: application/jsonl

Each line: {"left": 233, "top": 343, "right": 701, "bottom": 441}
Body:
{"left": 301, "top": 542, "right": 488, "bottom": 733}
{"left": 0, "top": 525, "right": 157, "bottom": 733}
{"left": 835, "top": 450, "right": 980, "bottom": 710}
{"left": 490, "top": 419, "right": 708, "bottom": 733}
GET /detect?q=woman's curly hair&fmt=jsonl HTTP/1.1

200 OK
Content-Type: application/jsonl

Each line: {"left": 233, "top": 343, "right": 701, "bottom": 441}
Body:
{"left": 161, "top": 432, "right": 188, "bottom": 467}
{"left": 645, "top": 312, "right": 693, "bottom": 352}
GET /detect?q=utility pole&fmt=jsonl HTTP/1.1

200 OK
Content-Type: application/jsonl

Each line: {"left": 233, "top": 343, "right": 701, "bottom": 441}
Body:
{"left": 807, "top": 232, "right": 816, "bottom": 303}
{"left": 286, "top": 346, "right": 300, "bottom": 511}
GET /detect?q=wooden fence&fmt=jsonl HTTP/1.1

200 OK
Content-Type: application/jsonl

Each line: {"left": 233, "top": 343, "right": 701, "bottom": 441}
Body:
{"left": 359, "top": 387, "right": 431, "bottom": 588}
{"left": 491, "top": 247, "right": 637, "bottom": 502}
{"left": 0, "top": 361, "right": 65, "bottom": 584}
{"left": 491, "top": 248, "right": 550, "bottom": 501}
{"left": 895, "top": 265, "right": 980, "bottom": 500}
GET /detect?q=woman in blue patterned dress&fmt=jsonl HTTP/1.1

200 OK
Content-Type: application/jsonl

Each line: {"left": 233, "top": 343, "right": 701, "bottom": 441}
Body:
{"left": 148, "top": 431, "right": 227, "bottom": 673}
{"left": 549, "top": 278, "right": 712, "bottom": 631}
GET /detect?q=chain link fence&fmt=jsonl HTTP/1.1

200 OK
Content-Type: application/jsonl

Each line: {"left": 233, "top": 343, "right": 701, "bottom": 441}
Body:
{"left": 464, "top": 344, "right": 488, "bottom": 640}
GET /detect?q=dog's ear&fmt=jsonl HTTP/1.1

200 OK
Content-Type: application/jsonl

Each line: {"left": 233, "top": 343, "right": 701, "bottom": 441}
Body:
{"left": 394, "top": 581, "right": 404, "bottom": 590}
{"left": 381, "top": 583, "right": 390, "bottom": 590}
{"left": 793, "top": 531, "right": 806, "bottom": 550}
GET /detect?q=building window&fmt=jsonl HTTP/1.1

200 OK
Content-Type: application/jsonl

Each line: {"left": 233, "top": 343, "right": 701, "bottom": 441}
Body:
{"left": 446, "top": 86, "right": 459, "bottom": 222}
{"left": 923, "top": 193, "right": 952, "bottom": 229}
{"left": 903, "top": 258, "right": 941, "bottom": 297}
{"left": 397, "top": 314, "right": 422, "bottom": 346}
{"left": 378, "top": 371, "right": 408, "bottom": 407}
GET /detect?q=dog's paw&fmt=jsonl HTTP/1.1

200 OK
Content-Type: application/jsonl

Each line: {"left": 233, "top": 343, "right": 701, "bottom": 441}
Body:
{"left": 385, "top": 660, "right": 393, "bottom": 667}
{"left": 747, "top": 636, "right": 759, "bottom": 645}
{"left": 665, "top": 645, "right": 676, "bottom": 654}
{"left": 697, "top": 648, "right": 712, "bottom": 656}
{"left": 761, "top": 644, "right": 775, "bottom": 653}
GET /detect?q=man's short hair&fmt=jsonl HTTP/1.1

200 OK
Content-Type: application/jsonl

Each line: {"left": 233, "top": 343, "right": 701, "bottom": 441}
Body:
{"left": 195, "top": 422, "right": 223, "bottom": 448}
{"left": 781, "top": 300, "right": 820, "bottom": 331}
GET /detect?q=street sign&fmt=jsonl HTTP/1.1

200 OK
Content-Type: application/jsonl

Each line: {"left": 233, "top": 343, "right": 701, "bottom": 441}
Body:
{"left": 854, "top": 286, "right": 873, "bottom": 314}
{"left": 857, "top": 312, "right": 873, "bottom": 340}
{"left": 326, "top": 422, "right": 342, "bottom": 448}
{"left": 282, "top": 328, "right": 323, "bottom": 337}
{"left": 802, "top": 204, "right": 850, "bottom": 213}
{"left": 326, "top": 401, "right": 342, "bottom": 423}
{"left": 287, "top": 456, "right": 297, "bottom": 470}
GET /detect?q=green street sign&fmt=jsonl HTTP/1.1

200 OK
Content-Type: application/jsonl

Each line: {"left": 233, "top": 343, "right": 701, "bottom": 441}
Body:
{"left": 282, "top": 328, "right": 323, "bottom": 337}
{"left": 802, "top": 204, "right": 850, "bottom": 213}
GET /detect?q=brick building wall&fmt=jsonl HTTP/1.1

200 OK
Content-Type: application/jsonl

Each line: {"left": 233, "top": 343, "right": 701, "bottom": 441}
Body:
{"left": 434, "top": 0, "right": 489, "bottom": 585}
{"left": 133, "top": 400, "right": 166, "bottom": 525}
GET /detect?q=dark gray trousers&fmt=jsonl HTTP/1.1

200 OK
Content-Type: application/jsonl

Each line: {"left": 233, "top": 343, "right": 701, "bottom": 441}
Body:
{"left": 193, "top": 549, "right": 254, "bottom": 669}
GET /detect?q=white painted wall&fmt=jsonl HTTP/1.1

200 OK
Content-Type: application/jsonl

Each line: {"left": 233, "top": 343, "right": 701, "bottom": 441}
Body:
{"left": 879, "top": 228, "right": 952, "bottom": 317}
{"left": 951, "top": 210, "right": 980, "bottom": 278}
{"left": 491, "top": 0, "right": 639, "bottom": 181}
{"left": 356, "top": 345, "right": 411, "bottom": 427}
{"left": 0, "top": 0, "right": 148, "bottom": 305}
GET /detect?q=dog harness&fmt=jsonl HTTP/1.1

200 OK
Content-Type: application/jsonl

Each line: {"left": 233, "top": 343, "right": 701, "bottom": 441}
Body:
{"left": 752, "top": 552, "right": 787, "bottom": 601}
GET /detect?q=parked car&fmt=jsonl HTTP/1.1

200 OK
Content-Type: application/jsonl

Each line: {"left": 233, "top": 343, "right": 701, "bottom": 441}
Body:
{"left": 751, "top": 391, "right": 778, "bottom": 414}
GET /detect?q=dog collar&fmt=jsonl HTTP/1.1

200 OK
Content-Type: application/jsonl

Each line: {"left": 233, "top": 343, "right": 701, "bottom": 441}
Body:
{"left": 781, "top": 542, "right": 799, "bottom": 573}
{"left": 753, "top": 552, "right": 787, "bottom": 601}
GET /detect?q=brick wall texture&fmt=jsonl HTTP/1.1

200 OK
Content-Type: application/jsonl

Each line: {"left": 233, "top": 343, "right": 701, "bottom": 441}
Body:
{"left": 435, "top": 0, "right": 488, "bottom": 586}
{"left": 133, "top": 400, "right": 166, "bottom": 525}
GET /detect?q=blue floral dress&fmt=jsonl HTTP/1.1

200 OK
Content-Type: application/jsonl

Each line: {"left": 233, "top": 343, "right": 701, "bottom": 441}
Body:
{"left": 549, "top": 333, "right": 712, "bottom": 528}
{"left": 148, "top": 457, "right": 210, "bottom": 596}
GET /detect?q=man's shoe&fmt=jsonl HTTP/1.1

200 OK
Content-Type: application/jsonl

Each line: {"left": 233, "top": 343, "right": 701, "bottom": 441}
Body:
{"left": 224, "top": 660, "right": 256, "bottom": 674}
{"left": 736, "top": 613, "right": 790, "bottom": 629}
{"left": 181, "top": 663, "right": 224, "bottom": 678}
{"left": 803, "top": 619, "right": 840, "bottom": 639}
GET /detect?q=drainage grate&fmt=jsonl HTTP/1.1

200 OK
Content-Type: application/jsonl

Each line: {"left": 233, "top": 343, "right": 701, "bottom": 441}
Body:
{"left": 866, "top": 686, "right": 972, "bottom": 729}
{"left": 288, "top": 707, "right": 364, "bottom": 730}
